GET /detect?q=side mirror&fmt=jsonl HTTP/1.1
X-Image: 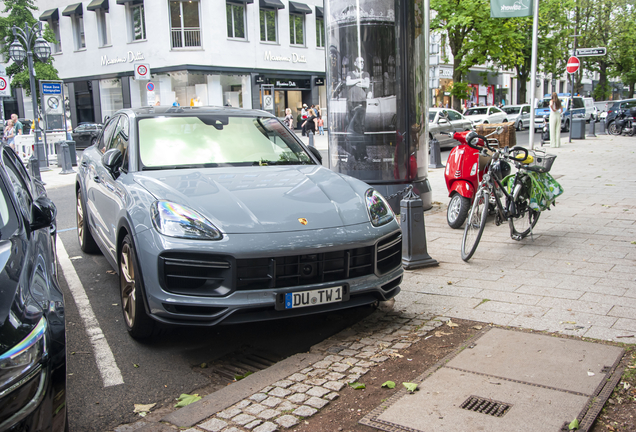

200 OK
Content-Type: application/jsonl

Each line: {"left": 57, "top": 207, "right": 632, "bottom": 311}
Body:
{"left": 307, "top": 146, "right": 322, "bottom": 164}
{"left": 102, "top": 148, "right": 123, "bottom": 177}
{"left": 31, "top": 196, "right": 57, "bottom": 231}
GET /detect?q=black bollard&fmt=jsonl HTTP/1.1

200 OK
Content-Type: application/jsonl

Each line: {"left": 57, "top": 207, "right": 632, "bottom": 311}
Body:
{"left": 60, "top": 143, "right": 76, "bottom": 175}
{"left": 400, "top": 186, "right": 438, "bottom": 270}
{"left": 598, "top": 119, "right": 606, "bottom": 135}
{"left": 587, "top": 119, "right": 596, "bottom": 137}
{"left": 428, "top": 138, "right": 444, "bottom": 169}
{"left": 28, "top": 155, "right": 42, "bottom": 182}
{"left": 308, "top": 131, "right": 315, "bottom": 147}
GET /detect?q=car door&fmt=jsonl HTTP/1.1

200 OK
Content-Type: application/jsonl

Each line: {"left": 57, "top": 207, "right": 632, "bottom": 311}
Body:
{"left": 91, "top": 115, "right": 130, "bottom": 258}
{"left": 521, "top": 106, "right": 531, "bottom": 127}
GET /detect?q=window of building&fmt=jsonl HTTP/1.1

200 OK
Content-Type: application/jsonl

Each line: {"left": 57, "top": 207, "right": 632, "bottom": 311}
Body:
{"left": 49, "top": 19, "right": 62, "bottom": 53}
{"left": 96, "top": 10, "right": 112, "bottom": 46}
{"left": 74, "top": 15, "right": 86, "bottom": 49}
{"left": 170, "top": 0, "right": 201, "bottom": 48}
{"left": 289, "top": 14, "right": 304, "bottom": 46}
{"left": 226, "top": 2, "right": 246, "bottom": 39}
{"left": 260, "top": 9, "right": 277, "bottom": 43}
{"left": 316, "top": 17, "right": 324, "bottom": 48}
{"left": 131, "top": 2, "right": 146, "bottom": 41}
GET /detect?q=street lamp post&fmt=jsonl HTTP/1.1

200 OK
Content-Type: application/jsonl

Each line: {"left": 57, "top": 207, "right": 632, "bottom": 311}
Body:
{"left": 9, "top": 22, "right": 52, "bottom": 170}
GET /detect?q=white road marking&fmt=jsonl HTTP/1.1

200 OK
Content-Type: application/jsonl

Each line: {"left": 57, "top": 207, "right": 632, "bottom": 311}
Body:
{"left": 56, "top": 239, "right": 124, "bottom": 387}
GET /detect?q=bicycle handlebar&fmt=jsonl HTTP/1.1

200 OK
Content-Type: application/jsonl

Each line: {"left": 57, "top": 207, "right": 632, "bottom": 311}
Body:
{"left": 509, "top": 146, "right": 529, "bottom": 163}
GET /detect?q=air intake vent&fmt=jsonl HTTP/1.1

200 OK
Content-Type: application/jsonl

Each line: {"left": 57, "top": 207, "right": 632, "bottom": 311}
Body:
{"left": 377, "top": 233, "right": 402, "bottom": 274}
{"left": 160, "top": 254, "right": 231, "bottom": 296}
{"left": 460, "top": 396, "right": 512, "bottom": 417}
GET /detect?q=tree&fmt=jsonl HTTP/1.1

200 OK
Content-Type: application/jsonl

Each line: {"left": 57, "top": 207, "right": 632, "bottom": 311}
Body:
{"left": 431, "top": 0, "right": 524, "bottom": 111}
{"left": 0, "top": 0, "right": 59, "bottom": 102}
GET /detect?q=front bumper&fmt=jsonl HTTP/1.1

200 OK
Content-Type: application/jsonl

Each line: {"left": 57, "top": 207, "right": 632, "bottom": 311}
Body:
{"left": 133, "top": 222, "right": 403, "bottom": 326}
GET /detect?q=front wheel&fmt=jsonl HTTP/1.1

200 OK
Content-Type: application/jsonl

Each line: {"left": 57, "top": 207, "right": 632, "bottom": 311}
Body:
{"left": 447, "top": 193, "right": 471, "bottom": 229}
{"left": 461, "top": 188, "right": 489, "bottom": 262}
{"left": 517, "top": 120, "right": 524, "bottom": 131}
{"left": 120, "top": 234, "right": 156, "bottom": 339}
{"left": 607, "top": 121, "right": 621, "bottom": 136}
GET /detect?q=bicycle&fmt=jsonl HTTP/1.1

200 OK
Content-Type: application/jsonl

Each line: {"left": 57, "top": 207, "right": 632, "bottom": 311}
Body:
{"left": 459, "top": 130, "right": 557, "bottom": 262}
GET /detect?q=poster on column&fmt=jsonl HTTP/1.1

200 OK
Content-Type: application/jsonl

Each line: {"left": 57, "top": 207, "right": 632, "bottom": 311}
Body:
{"left": 490, "top": 0, "right": 532, "bottom": 17}
{"left": 326, "top": 0, "right": 401, "bottom": 181}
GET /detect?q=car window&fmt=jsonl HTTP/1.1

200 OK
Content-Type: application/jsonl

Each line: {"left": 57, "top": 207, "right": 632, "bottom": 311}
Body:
{"left": 573, "top": 98, "right": 585, "bottom": 109}
{"left": 465, "top": 108, "right": 487, "bottom": 116}
{"left": 491, "top": 107, "right": 502, "bottom": 114}
{"left": 137, "top": 116, "right": 314, "bottom": 168}
{"left": 0, "top": 175, "right": 19, "bottom": 237}
{"left": 446, "top": 110, "right": 461, "bottom": 121}
{"left": 502, "top": 106, "right": 520, "bottom": 114}
{"left": 109, "top": 116, "right": 130, "bottom": 171}
{"left": 2, "top": 149, "right": 33, "bottom": 216}
{"left": 522, "top": 106, "right": 530, "bottom": 114}
{"left": 428, "top": 112, "right": 437, "bottom": 122}
{"left": 99, "top": 116, "right": 119, "bottom": 153}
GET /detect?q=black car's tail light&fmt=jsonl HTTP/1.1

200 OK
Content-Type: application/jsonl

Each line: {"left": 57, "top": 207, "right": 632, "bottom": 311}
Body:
{"left": 377, "top": 233, "right": 402, "bottom": 274}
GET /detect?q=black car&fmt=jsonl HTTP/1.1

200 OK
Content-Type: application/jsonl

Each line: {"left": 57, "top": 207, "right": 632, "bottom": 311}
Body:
{"left": 0, "top": 146, "right": 66, "bottom": 431}
{"left": 605, "top": 99, "right": 636, "bottom": 129}
{"left": 71, "top": 123, "right": 102, "bottom": 150}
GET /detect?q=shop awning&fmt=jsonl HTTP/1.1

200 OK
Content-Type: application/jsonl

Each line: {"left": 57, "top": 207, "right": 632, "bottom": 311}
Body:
{"left": 87, "top": 0, "right": 109, "bottom": 11}
{"left": 289, "top": 1, "right": 312, "bottom": 14}
{"left": 316, "top": 6, "right": 323, "bottom": 17}
{"left": 260, "top": 0, "right": 285, "bottom": 10}
{"left": 116, "top": 0, "right": 143, "bottom": 5}
{"left": 62, "top": 3, "right": 83, "bottom": 16}
{"left": 228, "top": 0, "right": 255, "bottom": 3}
{"left": 39, "top": 8, "right": 59, "bottom": 21}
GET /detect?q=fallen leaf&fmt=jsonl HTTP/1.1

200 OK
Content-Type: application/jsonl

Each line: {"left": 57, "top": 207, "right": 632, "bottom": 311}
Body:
{"left": 200, "top": 363, "right": 207, "bottom": 369}
{"left": 447, "top": 281, "right": 453, "bottom": 285}
{"left": 434, "top": 331, "right": 451, "bottom": 337}
{"left": 234, "top": 371, "right": 253, "bottom": 381}
{"left": 472, "top": 325, "right": 483, "bottom": 330}
{"left": 403, "top": 382, "right": 418, "bottom": 393}
{"left": 587, "top": 371, "right": 595, "bottom": 376}
{"left": 569, "top": 418, "right": 579, "bottom": 430}
{"left": 106, "top": 270, "right": 116, "bottom": 274}
{"left": 349, "top": 382, "right": 366, "bottom": 390}
{"left": 382, "top": 381, "right": 396, "bottom": 389}
{"left": 560, "top": 321, "right": 576, "bottom": 325}
{"left": 447, "top": 320, "right": 459, "bottom": 328}
{"left": 174, "top": 394, "right": 201, "bottom": 408}
{"left": 134, "top": 403, "right": 156, "bottom": 414}
{"left": 133, "top": 364, "right": 139, "bottom": 368}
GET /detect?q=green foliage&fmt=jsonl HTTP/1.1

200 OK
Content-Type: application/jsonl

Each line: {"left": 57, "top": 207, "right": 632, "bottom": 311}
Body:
{"left": 174, "top": 393, "right": 201, "bottom": 408}
{"left": 403, "top": 382, "right": 418, "bottom": 393}
{"left": 0, "top": 0, "right": 59, "bottom": 101}
{"left": 381, "top": 381, "right": 396, "bottom": 389}
{"left": 349, "top": 382, "right": 366, "bottom": 390}
{"left": 568, "top": 418, "right": 579, "bottom": 430}
{"left": 234, "top": 371, "right": 253, "bottom": 381}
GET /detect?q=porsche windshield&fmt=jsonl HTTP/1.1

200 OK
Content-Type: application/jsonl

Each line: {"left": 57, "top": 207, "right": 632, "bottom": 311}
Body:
{"left": 138, "top": 116, "right": 314, "bottom": 169}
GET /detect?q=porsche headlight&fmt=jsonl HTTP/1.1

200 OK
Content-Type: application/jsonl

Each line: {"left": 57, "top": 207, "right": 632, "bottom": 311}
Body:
{"left": 365, "top": 189, "right": 395, "bottom": 227}
{"left": 151, "top": 201, "right": 222, "bottom": 240}
{"left": 0, "top": 317, "right": 47, "bottom": 392}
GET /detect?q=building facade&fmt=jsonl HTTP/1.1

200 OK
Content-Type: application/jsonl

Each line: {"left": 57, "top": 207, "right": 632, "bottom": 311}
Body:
{"left": 33, "top": 0, "right": 327, "bottom": 128}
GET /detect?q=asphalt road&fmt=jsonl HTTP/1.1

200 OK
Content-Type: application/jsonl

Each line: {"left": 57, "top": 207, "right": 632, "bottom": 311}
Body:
{"left": 48, "top": 184, "right": 376, "bottom": 432}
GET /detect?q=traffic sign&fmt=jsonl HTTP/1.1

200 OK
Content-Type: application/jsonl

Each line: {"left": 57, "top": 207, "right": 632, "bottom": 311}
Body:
{"left": 566, "top": 56, "right": 580, "bottom": 74}
{"left": 134, "top": 63, "right": 150, "bottom": 80}
{"left": 0, "top": 75, "right": 8, "bottom": 97}
{"left": 576, "top": 47, "right": 606, "bottom": 57}
{"left": 146, "top": 82, "right": 155, "bottom": 92}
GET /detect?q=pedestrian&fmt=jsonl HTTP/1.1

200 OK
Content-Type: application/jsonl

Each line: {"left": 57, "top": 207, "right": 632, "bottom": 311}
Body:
{"left": 11, "top": 114, "right": 23, "bottom": 136}
{"left": 301, "top": 104, "right": 308, "bottom": 135}
{"left": 284, "top": 108, "right": 294, "bottom": 129}
{"left": 303, "top": 108, "right": 317, "bottom": 143}
{"left": 317, "top": 116, "right": 324, "bottom": 135}
{"left": 4, "top": 119, "right": 15, "bottom": 149}
{"left": 549, "top": 92, "right": 563, "bottom": 148}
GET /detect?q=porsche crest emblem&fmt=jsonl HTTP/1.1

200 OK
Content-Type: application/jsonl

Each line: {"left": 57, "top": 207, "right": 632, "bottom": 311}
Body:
{"left": 298, "top": 218, "right": 308, "bottom": 225}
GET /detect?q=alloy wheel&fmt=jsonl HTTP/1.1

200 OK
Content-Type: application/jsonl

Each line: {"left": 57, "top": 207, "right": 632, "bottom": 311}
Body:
{"left": 120, "top": 243, "right": 136, "bottom": 329}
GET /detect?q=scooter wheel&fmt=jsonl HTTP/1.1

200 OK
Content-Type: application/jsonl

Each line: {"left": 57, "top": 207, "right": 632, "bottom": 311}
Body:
{"left": 447, "top": 194, "right": 471, "bottom": 229}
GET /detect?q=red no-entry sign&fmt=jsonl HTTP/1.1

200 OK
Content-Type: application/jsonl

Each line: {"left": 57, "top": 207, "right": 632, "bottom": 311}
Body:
{"left": 567, "top": 56, "right": 580, "bottom": 74}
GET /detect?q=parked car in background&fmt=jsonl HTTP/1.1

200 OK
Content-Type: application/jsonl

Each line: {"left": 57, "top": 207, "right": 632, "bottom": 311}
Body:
{"left": 428, "top": 108, "right": 474, "bottom": 148}
{"left": 18, "top": 118, "right": 33, "bottom": 135}
{"left": 76, "top": 107, "right": 403, "bottom": 339}
{"left": 501, "top": 104, "right": 532, "bottom": 131}
{"left": 534, "top": 94, "right": 585, "bottom": 132}
{"left": 605, "top": 99, "right": 636, "bottom": 130}
{"left": 583, "top": 97, "right": 596, "bottom": 122}
{"left": 463, "top": 106, "right": 508, "bottom": 125}
{"left": 72, "top": 122, "right": 103, "bottom": 149}
{"left": 0, "top": 146, "right": 67, "bottom": 431}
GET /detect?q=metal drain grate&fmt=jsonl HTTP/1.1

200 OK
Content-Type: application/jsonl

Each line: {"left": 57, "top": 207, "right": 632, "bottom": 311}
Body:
{"left": 207, "top": 351, "right": 283, "bottom": 383}
{"left": 460, "top": 396, "right": 512, "bottom": 417}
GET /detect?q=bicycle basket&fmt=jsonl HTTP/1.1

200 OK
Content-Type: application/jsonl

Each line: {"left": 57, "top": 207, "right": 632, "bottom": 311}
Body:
{"left": 524, "top": 153, "right": 556, "bottom": 173}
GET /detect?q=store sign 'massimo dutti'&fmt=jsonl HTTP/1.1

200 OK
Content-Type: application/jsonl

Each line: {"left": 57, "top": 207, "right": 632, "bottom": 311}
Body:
{"left": 101, "top": 51, "right": 146, "bottom": 66}
{"left": 490, "top": 0, "right": 532, "bottom": 17}
{"left": 264, "top": 51, "right": 307, "bottom": 64}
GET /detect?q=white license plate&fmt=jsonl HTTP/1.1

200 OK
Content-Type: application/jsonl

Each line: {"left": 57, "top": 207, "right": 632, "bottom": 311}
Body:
{"left": 284, "top": 286, "right": 344, "bottom": 309}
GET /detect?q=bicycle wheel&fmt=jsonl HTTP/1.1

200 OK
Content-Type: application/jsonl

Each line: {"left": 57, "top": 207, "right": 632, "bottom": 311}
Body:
{"left": 509, "top": 186, "right": 541, "bottom": 240}
{"left": 461, "top": 188, "right": 489, "bottom": 262}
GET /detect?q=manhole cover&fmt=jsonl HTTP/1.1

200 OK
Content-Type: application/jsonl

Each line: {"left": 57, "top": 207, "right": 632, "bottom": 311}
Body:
{"left": 460, "top": 395, "right": 512, "bottom": 417}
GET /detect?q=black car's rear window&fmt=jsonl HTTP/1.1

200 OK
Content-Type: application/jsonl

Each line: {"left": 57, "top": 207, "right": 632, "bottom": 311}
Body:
{"left": 138, "top": 115, "right": 314, "bottom": 169}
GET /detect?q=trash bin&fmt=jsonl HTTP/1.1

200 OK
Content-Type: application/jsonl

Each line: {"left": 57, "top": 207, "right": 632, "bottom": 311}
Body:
{"left": 571, "top": 118, "right": 586, "bottom": 139}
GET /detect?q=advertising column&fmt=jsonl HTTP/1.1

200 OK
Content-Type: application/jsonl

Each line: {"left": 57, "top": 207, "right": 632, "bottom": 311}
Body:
{"left": 324, "top": 0, "right": 431, "bottom": 210}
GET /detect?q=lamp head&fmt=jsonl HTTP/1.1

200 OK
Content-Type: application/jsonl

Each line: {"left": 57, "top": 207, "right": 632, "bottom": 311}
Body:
{"left": 9, "top": 39, "right": 26, "bottom": 64}
{"left": 34, "top": 36, "right": 51, "bottom": 62}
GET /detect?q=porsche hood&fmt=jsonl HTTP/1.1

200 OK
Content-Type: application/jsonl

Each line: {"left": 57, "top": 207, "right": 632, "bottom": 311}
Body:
{"left": 134, "top": 166, "right": 375, "bottom": 234}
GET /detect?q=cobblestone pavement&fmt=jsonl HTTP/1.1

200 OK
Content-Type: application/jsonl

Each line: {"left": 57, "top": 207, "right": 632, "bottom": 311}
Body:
{"left": 175, "top": 311, "right": 444, "bottom": 432}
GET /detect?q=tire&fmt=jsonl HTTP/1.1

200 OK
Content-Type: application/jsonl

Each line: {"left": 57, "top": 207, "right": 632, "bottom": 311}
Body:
{"left": 516, "top": 120, "right": 524, "bottom": 131}
{"left": 461, "top": 188, "right": 489, "bottom": 262}
{"left": 120, "top": 234, "right": 156, "bottom": 339}
{"left": 76, "top": 190, "right": 100, "bottom": 254}
{"left": 563, "top": 119, "right": 570, "bottom": 132}
{"left": 509, "top": 187, "right": 541, "bottom": 240}
{"left": 607, "top": 121, "right": 621, "bottom": 136}
{"left": 447, "top": 193, "right": 471, "bottom": 229}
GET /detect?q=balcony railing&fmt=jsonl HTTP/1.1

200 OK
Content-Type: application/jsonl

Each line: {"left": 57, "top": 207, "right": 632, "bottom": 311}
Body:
{"left": 171, "top": 27, "right": 201, "bottom": 48}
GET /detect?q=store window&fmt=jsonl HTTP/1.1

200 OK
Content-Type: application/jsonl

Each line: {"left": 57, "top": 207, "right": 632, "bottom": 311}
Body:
{"left": 316, "top": 17, "right": 324, "bottom": 48}
{"left": 226, "top": 2, "right": 246, "bottom": 39}
{"left": 260, "top": 9, "right": 277, "bottom": 43}
{"left": 170, "top": 0, "right": 201, "bottom": 48}
{"left": 130, "top": 2, "right": 146, "bottom": 41}
{"left": 289, "top": 14, "right": 304, "bottom": 46}
{"left": 99, "top": 79, "right": 124, "bottom": 122}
